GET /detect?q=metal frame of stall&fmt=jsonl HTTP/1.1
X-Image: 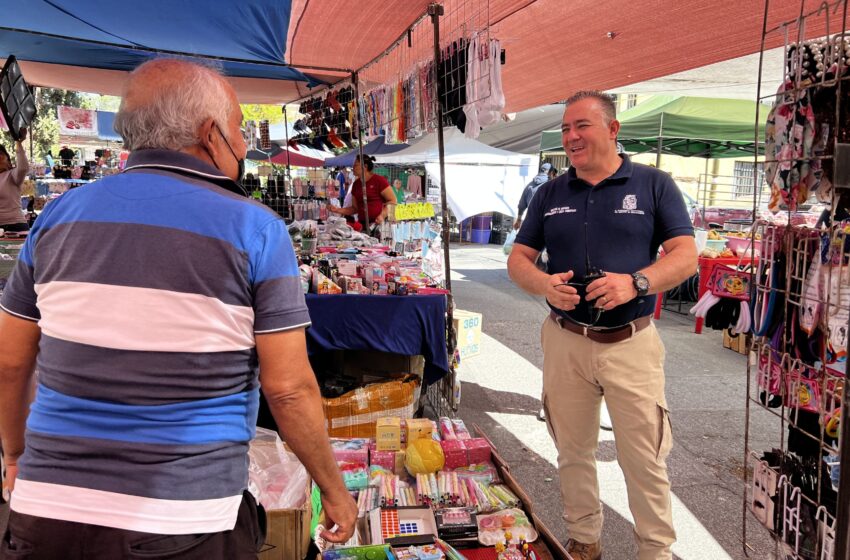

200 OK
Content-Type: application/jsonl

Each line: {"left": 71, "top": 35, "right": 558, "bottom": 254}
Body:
{"left": 279, "top": 1, "right": 503, "bottom": 415}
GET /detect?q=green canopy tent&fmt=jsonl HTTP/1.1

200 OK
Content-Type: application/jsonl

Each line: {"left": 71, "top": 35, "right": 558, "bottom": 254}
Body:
{"left": 539, "top": 95, "right": 770, "bottom": 161}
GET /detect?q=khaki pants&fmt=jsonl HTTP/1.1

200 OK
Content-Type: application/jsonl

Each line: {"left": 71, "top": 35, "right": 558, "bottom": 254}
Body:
{"left": 541, "top": 316, "right": 675, "bottom": 560}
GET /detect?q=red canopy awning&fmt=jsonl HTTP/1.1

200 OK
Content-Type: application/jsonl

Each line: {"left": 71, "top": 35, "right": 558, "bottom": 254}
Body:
{"left": 268, "top": 148, "right": 325, "bottom": 168}
{"left": 3, "top": 1, "right": 837, "bottom": 110}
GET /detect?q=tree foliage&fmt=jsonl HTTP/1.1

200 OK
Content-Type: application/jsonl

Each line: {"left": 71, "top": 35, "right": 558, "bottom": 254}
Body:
{"left": 27, "top": 88, "right": 92, "bottom": 160}
{"left": 240, "top": 104, "right": 285, "bottom": 124}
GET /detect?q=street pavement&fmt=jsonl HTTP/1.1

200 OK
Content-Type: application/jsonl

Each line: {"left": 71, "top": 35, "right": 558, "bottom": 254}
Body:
{"left": 448, "top": 243, "right": 783, "bottom": 560}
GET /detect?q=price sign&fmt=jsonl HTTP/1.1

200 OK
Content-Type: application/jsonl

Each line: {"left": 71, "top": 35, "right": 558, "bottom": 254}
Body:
{"left": 394, "top": 203, "right": 435, "bottom": 221}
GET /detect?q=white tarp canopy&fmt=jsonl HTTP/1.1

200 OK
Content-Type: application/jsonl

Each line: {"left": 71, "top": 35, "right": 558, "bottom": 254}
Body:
{"left": 477, "top": 104, "right": 565, "bottom": 154}
{"left": 380, "top": 128, "right": 536, "bottom": 221}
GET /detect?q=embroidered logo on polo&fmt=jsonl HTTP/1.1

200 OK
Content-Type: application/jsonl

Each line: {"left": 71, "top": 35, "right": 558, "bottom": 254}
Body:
{"left": 614, "top": 194, "right": 645, "bottom": 215}
{"left": 544, "top": 206, "right": 577, "bottom": 217}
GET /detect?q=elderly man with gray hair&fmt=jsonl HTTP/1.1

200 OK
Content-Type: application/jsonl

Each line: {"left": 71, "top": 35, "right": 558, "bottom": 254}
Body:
{"left": 0, "top": 58, "right": 356, "bottom": 559}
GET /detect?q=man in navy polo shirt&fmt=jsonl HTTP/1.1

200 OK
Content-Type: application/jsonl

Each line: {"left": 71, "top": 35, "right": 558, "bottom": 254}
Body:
{"left": 507, "top": 91, "right": 696, "bottom": 560}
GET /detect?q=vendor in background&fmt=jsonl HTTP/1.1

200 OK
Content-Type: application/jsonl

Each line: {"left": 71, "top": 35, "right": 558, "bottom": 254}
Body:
{"left": 0, "top": 59, "right": 356, "bottom": 557}
{"left": 514, "top": 162, "right": 553, "bottom": 230}
{"left": 391, "top": 178, "right": 406, "bottom": 203}
{"left": 58, "top": 145, "right": 75, "bottom": 167}
{"left": 0, "top": 127, "right": 30, "bottom": 233}
{"left": 329, "top": 154, "right": 395, "bottom": 230}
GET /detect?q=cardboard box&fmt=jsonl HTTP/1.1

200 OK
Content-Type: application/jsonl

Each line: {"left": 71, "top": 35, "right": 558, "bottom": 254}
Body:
{"left": 341, "top": 351, "right": 425, "bottom": 385}
{"left": 723, "top": 328, "right": 750, "bottom": 355}
{"left": 322, "top": 375, "right": 420, "bottom": 438}
{"left": 376, "top": 417, "right": 402, "bottom": 451}
{"left": 453, "top": 310, "right": 482, "bottom": 359}
{"left": 260, "top": 480, "right": 312, "bottom": 560}
{"left": 406, "top": 418, "right": 434, "bottom": 442}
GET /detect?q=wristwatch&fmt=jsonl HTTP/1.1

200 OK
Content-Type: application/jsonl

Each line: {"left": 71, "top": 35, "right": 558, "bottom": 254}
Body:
{"left": 631, "top": 272, "right": 650, "bottom": 297}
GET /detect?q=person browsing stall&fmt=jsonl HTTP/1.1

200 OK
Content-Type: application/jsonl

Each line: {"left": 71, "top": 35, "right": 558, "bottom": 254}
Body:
{"left": 329, "top": 154, "right": 394, "bottom": 229}
{"left": 0, "top": 59, "right": 356, "bottom": 559}
{"left": 507, "top": 91, "right": 697, "bottom": 560}
{"left": 513, "top": 162, "right": 553, "bottom": 230}
{"left": 0, "top": 128, "right": 30, "bottom": 233}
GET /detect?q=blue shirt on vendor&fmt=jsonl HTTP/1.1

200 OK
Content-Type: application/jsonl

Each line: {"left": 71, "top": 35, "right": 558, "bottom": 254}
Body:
{"left": 515, "top": 154, "right": 693, "bottom": 328}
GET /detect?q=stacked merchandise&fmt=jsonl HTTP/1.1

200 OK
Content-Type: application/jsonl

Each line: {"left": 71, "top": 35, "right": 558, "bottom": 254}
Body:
{"left": 764, "top": 37, "right": 850, "bottom": 213}
{"left": 748, "top": 221, "right": 846, "bottom": 559}
{"left": 314, "top": 417, "right": 544, "bottom": 560}
{"left": 743, "top": 22, "right": 850, "bottom": 557}
{"left": 295, "top": 235, "right": 449, "bottom": 296}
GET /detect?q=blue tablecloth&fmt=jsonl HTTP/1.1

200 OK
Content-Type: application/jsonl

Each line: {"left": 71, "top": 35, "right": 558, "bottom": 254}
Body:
{"left": 305, "top": 294, "right": 449, "bottom": 385}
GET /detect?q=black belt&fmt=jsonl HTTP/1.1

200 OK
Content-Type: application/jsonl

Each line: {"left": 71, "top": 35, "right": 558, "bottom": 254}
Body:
{"left": 549, "top": 311, "right": 651, "bottom": 344}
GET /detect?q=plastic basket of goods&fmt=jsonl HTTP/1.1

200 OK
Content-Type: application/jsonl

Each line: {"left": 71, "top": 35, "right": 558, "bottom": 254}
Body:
{"left": 724, "top": 233, "right": 763, "bottom": 257}
{"left": 705, "top": 239, "right": 727, "bottom": 252}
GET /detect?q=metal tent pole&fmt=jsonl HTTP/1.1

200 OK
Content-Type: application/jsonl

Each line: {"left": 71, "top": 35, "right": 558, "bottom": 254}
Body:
{"left": 352, "top": 72, "right": 370, "bottom": 233}
{"left": 833, "top": 0, "right": 850, "bottom": 555}
{"left": 655, "top": 112, "right": 664, "bottom": 169}
{"left": 283, "top": 106, "right": 293, "bottom": 220}
{"left": 429, "top": 2, "right": 452, "bottom": 294}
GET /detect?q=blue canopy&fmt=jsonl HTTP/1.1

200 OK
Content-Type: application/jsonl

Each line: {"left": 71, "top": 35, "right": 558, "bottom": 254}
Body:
{"left": 0, "top": 0, "right": 319, "bottom": 85}
{"left": 324, "top": 136, "right": 411, "bottom": 168}
{"left": 96, "top": 111, "right": 120, "bottom": 142}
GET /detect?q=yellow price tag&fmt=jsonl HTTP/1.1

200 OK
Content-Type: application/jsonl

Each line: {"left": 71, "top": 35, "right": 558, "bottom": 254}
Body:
{"left": 395, "top": 203, "right": 434, "bottom": 221}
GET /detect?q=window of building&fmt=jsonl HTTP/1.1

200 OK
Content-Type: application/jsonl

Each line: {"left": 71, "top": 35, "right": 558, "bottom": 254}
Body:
{"left": 733, "top": 161, "right": 765, "bottom": 199}
{"left": 627, "top": 94, "right": 638, "bottom": 110}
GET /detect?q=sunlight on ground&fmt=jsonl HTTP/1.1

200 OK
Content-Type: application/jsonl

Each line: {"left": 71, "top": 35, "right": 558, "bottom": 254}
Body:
{"left": 460, "top": 332, "right": 732, "bottom": 560}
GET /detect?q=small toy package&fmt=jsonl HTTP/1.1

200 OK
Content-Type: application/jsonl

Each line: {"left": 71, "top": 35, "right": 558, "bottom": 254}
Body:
{"left": 450, "top": 419, "right": 471, "bottom": 440}
{"left": 438, "top": 418, "right": 456, "bottom": 441}
{"left": 440, "top": 440, "right": 468, "bottom": 469}
{"left": 370, "top": 506, "right": 438, "bottom": 545}
{"left": 464, "top": 439, "right": 492, "bottom": 464}
{"left": 330, "top": 438, "right": 370, "bottom": 463}
{"left": 407, "top": 418, "right": 435, "bottom": 442}
{"left": 376, "top": 417, "right": 402, "bottom": 451}
{"left": 477, "top": 508, "right": 538, "bottom": 546}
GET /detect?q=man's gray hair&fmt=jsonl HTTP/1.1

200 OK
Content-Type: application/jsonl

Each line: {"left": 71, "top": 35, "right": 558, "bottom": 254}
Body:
{"left": 114, "top": 59, "right": 233, "bottom": 151}
{"left": 565, "top": 91, "right": 617, "bottom": 124}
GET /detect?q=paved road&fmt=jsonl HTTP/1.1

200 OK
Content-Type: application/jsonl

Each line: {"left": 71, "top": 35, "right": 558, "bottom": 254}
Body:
{"left": 449, "top": 244, "right": 782, "bottom": 560}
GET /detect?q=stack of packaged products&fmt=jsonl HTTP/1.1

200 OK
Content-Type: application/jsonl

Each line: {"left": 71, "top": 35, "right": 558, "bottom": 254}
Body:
{"left": 314, "top": 417, "right": 541, "bottom": 560}
{"left": 297, "top": 236, "right": 449, "bottom": 296}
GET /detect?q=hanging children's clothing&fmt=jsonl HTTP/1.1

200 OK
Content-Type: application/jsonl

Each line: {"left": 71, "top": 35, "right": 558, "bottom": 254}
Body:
{"left": 463, "top": 34, "right": 505, "bottom": 139}
{"left": 406, "top": 173, "right": 423, "bottom": 198}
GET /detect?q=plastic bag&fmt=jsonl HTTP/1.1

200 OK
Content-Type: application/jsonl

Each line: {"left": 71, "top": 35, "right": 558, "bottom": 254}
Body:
{"left": 503, "top": 229, "right": 517, "bottom": 255}
{"left": 248, "top": 428, "right": 309, "bottom": 510}
{"left": 477, "top": 508, "right": 538, "bottom": 545}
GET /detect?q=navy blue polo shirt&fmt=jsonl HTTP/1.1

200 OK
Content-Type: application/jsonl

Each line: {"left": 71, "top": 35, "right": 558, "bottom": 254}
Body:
{"left": 515, "top": 155, "right": 693, "bottom": 328}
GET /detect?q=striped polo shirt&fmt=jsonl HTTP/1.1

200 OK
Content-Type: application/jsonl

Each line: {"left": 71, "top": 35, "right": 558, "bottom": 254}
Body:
{"left": 0, "top": 149, "right": 310, "bottom": 535}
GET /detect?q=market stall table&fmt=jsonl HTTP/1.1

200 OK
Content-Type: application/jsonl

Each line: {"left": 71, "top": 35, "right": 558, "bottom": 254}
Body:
{"left": 694, "top": 255, "right": 756, "bottom": 334}
{"left": 305, "top": 294, "right": 449, "bottom": 385}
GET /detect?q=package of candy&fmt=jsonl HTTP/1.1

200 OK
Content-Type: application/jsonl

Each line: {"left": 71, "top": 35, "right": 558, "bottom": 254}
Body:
{"left": 438, "top": 417, "right": 456, "bottom": 441}
{"left": 339, "top": 461, "right": 369, "bottom": 490}
{"left": 451, "top": 419, "right": 471, "bottom": 440}
{"left": 476, "top": 508, "right": 538, "bottom": 545}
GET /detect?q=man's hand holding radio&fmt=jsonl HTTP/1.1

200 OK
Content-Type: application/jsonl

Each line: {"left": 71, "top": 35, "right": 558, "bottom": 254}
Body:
{"left": 585, "top": 272, "right": 638, "bottom": 311}
{"left": 543, "top": 271, "right": 581, "bottom": 311}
